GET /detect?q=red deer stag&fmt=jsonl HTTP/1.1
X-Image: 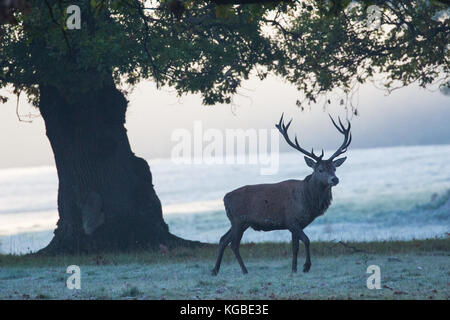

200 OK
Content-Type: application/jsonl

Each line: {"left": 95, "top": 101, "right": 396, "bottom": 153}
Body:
{"left": 212, "top": 114, "right": 352, "bottom": 275}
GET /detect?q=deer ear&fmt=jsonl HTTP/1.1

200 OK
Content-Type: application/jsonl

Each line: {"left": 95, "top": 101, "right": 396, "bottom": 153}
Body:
{"left": 304, "top": 156, "right": 316, "bottom": 168}
{"left": 333, "top": 157, "right": 347, "bottom": 167}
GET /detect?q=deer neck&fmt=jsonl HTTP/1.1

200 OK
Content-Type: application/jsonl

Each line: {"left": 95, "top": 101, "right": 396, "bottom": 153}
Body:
{"left": 305, "top": 175, "right": 333, "bottom": 217}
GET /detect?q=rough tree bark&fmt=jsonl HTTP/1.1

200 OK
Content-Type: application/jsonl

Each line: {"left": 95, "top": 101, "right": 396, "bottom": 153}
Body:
{"left": 37, "top": 80, "right": 197, "bottom": 254}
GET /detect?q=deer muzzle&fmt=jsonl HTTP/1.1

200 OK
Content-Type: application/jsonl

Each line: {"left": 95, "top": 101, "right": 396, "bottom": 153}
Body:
{"left": 328, "top": 176, "right": 339, "bottom": 186}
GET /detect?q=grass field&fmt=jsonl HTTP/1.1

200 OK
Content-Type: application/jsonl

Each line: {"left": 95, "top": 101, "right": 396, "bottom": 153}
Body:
{"left": 0, "top": 238, "right": 448, "bottom": 300}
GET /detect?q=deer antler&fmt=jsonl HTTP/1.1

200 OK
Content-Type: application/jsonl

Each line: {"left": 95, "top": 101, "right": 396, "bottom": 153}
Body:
{"left": 276, "top": 113, "right": 324, "bottom": 162}
{"left": 328, "top": 114, "right": 352, "bottom": 160}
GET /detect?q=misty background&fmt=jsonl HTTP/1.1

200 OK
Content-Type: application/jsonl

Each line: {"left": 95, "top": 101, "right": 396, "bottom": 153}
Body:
{"left": 1, "top": 75, "right": 449, "bottom": 253}
{"left": 0, "top": 75, "right": 449, "bottom": 169}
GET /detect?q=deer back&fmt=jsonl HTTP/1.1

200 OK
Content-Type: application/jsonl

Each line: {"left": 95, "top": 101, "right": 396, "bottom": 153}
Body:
{"left": 223, "top": 179, "right": 318, "bottom": 230}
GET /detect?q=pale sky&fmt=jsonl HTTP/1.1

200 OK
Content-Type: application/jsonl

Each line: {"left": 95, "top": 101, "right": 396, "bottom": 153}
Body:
{"left": 0, "top": 75, "right": 449, "bottom": 169}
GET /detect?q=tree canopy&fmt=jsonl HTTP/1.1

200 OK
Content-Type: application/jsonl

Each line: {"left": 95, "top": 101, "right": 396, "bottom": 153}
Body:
{"left": 1, "top": 0, "right": 449, "bottom": 108}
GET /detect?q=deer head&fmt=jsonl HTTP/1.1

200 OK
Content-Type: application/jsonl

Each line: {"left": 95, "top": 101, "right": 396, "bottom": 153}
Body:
{"left": 276, "top": 113, "right": 352, "bottom": 187}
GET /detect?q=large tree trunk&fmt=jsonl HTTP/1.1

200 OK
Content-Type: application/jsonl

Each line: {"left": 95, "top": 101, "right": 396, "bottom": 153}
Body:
{"left": 37, "top": 81, "right": 197, "bottom": 254}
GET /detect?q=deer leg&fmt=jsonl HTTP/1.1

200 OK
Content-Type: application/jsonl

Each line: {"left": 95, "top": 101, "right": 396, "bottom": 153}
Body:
{"left": 230, "top": 225, "right": 248, "bottom": 274}
{"left": 211, "top": 228, "right": 232, "bottom": 276}
{"left": 298, "top": 230, "right": 311, "bottom": 272}
{"left": 291, "top": 232, "right": 300, "bottom": 273}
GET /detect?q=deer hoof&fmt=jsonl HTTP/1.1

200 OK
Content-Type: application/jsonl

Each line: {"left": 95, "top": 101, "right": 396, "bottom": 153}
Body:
{"left": 211, "top": 268, "right": 218, "bottom": 276}
{"left": 303, "top": 263, "right": 311, "bottom": 273}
